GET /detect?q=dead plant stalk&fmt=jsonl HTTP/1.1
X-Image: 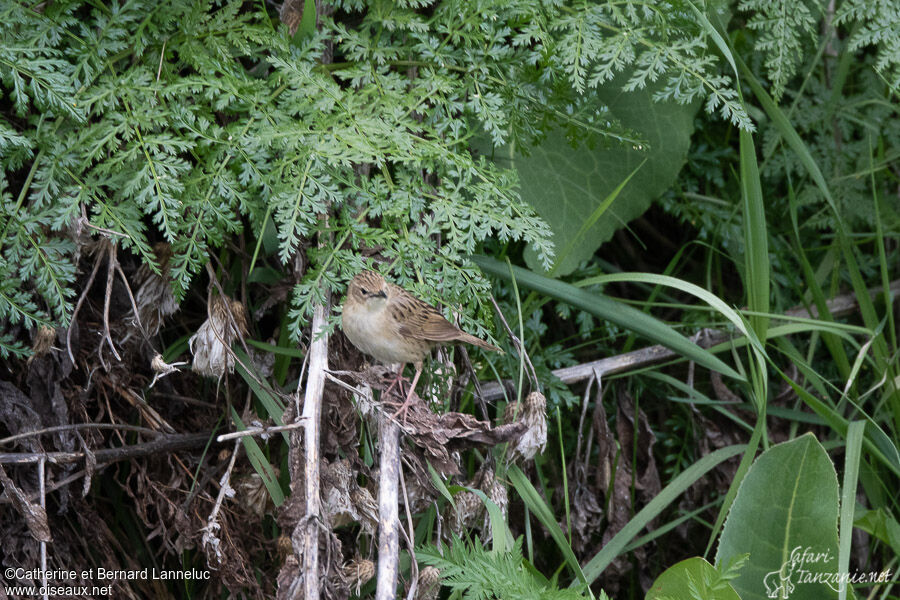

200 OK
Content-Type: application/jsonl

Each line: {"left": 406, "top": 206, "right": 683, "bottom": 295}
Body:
{"left": 300, "top": 298, "right": 330, "bottom": 600}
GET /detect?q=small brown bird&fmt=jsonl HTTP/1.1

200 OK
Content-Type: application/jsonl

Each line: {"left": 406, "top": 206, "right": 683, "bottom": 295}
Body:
{"left": 341, "top": 270, "right": 501, "bottom": 418}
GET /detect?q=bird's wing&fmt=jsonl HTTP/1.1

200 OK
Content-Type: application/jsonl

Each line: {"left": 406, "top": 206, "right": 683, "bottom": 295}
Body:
{"left": 389, "top": 285, "right": 502, "bottom": 352}
{"left": 389, "top": 288, "right": 464, "bottom": 342}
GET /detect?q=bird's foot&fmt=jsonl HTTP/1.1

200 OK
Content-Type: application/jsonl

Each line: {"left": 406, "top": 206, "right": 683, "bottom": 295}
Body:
{"left": 389, "top": 398, "right": 414, "bottom": 424}
{"left": 388, "top": 388, "right": 417, "bottom": 424}
{"left": 382, "top": 372, "right": 410, "bottom": 399}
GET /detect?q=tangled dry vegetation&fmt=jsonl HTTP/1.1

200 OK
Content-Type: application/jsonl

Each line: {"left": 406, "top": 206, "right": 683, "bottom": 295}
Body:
{"left": 0, "top": 235, "right": 556, "bottom": 598}
{"left": 0, "top": 232, "right": 788, "bottom": 599}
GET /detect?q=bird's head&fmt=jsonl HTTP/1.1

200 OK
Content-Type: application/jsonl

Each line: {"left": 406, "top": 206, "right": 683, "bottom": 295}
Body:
{"left": 347, "top": 270, "right": 389, "bottom": 310}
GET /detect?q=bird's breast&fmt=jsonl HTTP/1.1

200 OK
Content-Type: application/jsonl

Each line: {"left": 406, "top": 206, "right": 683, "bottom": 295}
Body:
{"left": 342, "top": 302, "right": 431, "bottom": 364}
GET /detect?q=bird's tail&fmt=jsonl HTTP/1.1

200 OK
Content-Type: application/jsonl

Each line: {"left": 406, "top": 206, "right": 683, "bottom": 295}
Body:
{"left": 458, "top": 331, "right": 503, "bottom": 353}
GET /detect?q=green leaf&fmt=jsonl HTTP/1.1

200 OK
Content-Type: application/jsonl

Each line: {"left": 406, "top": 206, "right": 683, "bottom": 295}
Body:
{"left": 716, "top": 433, "right": 840, "bottom": 600}
{"left": 838, "top": 422, "right": 864, "bottom": 600}
{"left": 233, "top": 347, "right": 288, "bottom": 443}
{"left": 854, "top": 508, "right": 900, "bottom": 557}
{"left": 646, "top": 557, "right": 743, "bottom": 600}
{"left": 494, "top": 82, "right": 698, "bottom": 276}
{"left": 508, "top": 465, "right": 587, "bottom": 586}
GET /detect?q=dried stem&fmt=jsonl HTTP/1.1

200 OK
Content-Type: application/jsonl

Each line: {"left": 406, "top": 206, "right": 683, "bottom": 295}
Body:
{"left": 0, "top": 465, "right": 107, "bottom": 505}
{"left": 66, "top": 248, "right": 104, "bottom": 366}
{"left": 459, "top": 346, "right": 490, "bottom": 422}
{"left": 0, "top": 423, "right": 162, "bottom": 446}
{"left": 215, "top": 420, "right": 307, "bottom": 442}
{"left": 399, "top": 464, "right": 418, "bottom": 600}
{"left": 0, "top": 432, "right": 213, "bottom": 465}
{"left": 375, "top": 414, "right": 401, "bottom": 600}
{"left": 101, "top": 241, "right": 121, "bottom": 362}
{"left": 300, "top": 297, "right": 331, "bottom": 600}
{"left": 39, "top": 456, "right": 47, "bottom": 600}
{"left": 489, "top": 295, "right": 539, "bottom": 389}
{"left": 574, "top": 371, "right": 597, "bottom": 469}
{"left": 204, "top": 438, "right": 242, "bottom": 534}
{"left": 114, "top": 259, "right": 144, "bottom": 334}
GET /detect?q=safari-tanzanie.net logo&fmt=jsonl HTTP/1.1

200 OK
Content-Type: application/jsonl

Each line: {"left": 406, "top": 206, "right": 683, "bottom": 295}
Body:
{"left": 763, "top": 546, "right": 892, "bottom": 599}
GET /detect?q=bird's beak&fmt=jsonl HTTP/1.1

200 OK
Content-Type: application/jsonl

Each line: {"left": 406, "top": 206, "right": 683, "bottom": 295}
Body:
{"left": 375, "top": 290, "right": 387, "bottom": 299}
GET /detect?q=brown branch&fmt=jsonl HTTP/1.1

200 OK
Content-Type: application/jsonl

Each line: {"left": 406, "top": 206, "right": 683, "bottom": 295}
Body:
{"left": 0, "top": 432, "right": 214, "bottom": 465}
{"left": 215, "top": 420, "right": 307, "bottom": 442}
{"left": 0, "top": 423, "right": 163, "bottom": 446}
{"left": 102, "top": 241, "right": 121, "bottom": 362}
{"left": 67, "top": 247, "right": 105, "bottom": 366}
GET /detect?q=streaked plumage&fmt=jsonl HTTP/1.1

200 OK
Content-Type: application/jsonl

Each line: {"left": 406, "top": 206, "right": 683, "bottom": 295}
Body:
{"left": 341, "top": 270, "right": 501, "bottom": 417}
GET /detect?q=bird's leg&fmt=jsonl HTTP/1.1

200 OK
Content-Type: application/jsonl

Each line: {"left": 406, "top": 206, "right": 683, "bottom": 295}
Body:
{"left": 382, "top": 363, "right": 408, "bottom": 399}
{"left": 390, "top": 364, "right": 422, "bottom": 423}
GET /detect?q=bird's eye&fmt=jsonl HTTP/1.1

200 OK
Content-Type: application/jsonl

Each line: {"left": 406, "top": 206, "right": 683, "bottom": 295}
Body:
{"left": 360, "top": 288, "right": 369, "bottom": 296}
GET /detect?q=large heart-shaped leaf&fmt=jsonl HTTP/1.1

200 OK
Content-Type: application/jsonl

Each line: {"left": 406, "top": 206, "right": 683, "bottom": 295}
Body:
{"left": 486, "top": 83, "right": 698, "bottom": 275}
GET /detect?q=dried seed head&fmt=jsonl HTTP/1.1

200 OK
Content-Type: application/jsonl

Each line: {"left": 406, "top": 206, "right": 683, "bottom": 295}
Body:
{"left": 133, "top": 242, "right": 179, "bottom": 335}
{"left": 483, "top": 469, "right": 508, "bottom": 541}
{"left": 149, "top": 353, "right": 186, "bottom": 387}
{"left": 236, "top": 472, "right": 272, "bottom": 517}
{"left": 189, "top": 295, "right": 249, "bottom": 378}
{"left": 31, "top": 326, "right": 56, "bottom": 357}
{"left": 415, "top": 566, "right": 441, "bottom": 600}
{"left": 343, "top": 558, "right": 375, "bottom": 593}
{"left": 322, "top": 459, "right": 377, "bottom": 534}
{"left": 449, "top": 490, "right": 482, "bottom": 537}
{"left": 505, "top": 391, "right": 547, "bottom": 463}
{"left": 350, "top": 487, "right": 379, "bottom": 533}
{"left": 276, "top": 535, "right": 294, "bottom": 561}
{"left": 466, "top": 465, "right": 508, "bottom": 543}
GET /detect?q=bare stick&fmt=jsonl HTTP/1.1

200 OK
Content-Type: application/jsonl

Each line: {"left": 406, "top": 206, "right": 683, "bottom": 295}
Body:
{"left": 0, "top": 464, "right": 107, "bottom": 505}
{"left": 1, "top": 423, "right": 162, "bottom": 446}
{"left": 489, "top": 295, "right": 539, "bottom": 388}
{"left": 301, "top": 297, "right": 331, "bottom": 600}
{"left": 323, "top": 371, "right": 370, "bottom": 397}
{"left": 203, "top": 438, "right": 242, "bottom": 540}
{"left": 376, "top": 414, "right": 401, "bottom": 600}
{"left": 215, "top": 420, "right": 307, "bottom": 442}
{"left": 459, "top": 346, "right": 490, "bottom": 422}
{"left": 573, "top": 372, "right": 596, "bottom": 468}
{"left": 479, "top": 342, "right": 675, "bottom": 401}
{"left": 114, "top": 260, "right": 144, "bottom": 334}
{"left": 399, "top": 464, "right": 418, "bottom": 600}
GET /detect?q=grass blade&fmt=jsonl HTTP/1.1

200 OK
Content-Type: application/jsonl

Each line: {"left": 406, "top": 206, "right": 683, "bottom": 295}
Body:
{"left": 230, "top": 406, "right": 284, "bottom": 506}
{"left": 473, "top": 256, "right": 745, "bottom": 382}
{"left": 838, "top": 421, "right": 865, "bottom": 600}
{"left": 508, "top": 465, "right": 588, "bottom": 586}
